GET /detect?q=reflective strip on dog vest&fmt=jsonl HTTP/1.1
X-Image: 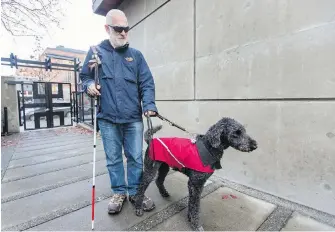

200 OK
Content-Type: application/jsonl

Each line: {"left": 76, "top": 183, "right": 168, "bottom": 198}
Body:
{"left": 156, "top": 138, "right": 185, "bottom": 168}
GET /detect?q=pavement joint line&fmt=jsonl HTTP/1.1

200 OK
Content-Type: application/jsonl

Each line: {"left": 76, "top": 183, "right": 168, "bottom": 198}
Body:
{"left": 1, "top": 171, "right": 108, "bottom": 204}
{"left": 1, "top": 193, "right": 113, "bottom": 231}
{"left": 212, "top": 175, "right": 335, "bottom": 228}
{"left": 16, "top": 136, "right": 94, "bottom": 147}
{"left": 10, "top": 146, "right": 104, "bottom": 161}
{"left": 124, "top": 180, "right": 223, "bottom": 231}
{"left": 2, "top": 157, "right": 106, "bottom": 184}
{"left": 12, "top": 141, "right": 103, "bottom": 158}
{"left": 7, "top": 149, "right": 105, "bottom": 170}
{"left": 256, "top": 206, "right": 293, "bottom": 231}
{"left": 17, "top": 136, "right": 90, "bottom": 144}
{"left": 14, "top": 138, "right": 98, "bottom": 152}
{"left": 17, "top": 133, "right": 92, "bottom": 140}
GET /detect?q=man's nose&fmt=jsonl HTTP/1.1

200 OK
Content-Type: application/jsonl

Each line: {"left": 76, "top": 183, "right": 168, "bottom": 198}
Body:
{"left": 120, "top": 30, "right": 126, "bottom": 36}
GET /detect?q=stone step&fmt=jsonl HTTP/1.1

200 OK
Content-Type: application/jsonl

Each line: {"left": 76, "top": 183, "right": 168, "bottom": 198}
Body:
{"left": 7, "top": 172, "right": 189, "bottom": 231}
{"left": 1, "top": 159, "right": 107, "bottom": 202}
{"left": 17, "top": 133, "right": 92, "bottom": 145}
{"left": 149, "top": 187, "right": 276, "bottom": 231}
{"left": 7, "top": 146, "right": 104, "bottom": 169}
{"left": 18, "top": 133, "right": 89, "bottom": 143}
{"left": 12, "top": 140, "right": 103, "bottom": 159}
{"left": 2, "top": 151, "right": 106, "bottom": 183}
{"left": 14, "top": 137, "right": 95, "bottom": 153}
{"left": 1, "top": 174, "right": 112, "bottom": 230}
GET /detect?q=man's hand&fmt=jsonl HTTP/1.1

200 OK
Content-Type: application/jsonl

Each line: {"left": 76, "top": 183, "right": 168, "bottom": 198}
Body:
{"left": 144, "top": 111, "right": 156, "bottom": 117}
{"left": 88, "top": 83, "right": 101, "bottom": 96}
{"left": 88, "top": 59, "right": 99, "bottom": 71}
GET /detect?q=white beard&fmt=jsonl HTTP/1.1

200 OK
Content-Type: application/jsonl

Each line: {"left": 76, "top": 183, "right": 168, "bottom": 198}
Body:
{"left": 109, "top": 31, "right": 127, "bottom": 48}
{"left": 111, "top": 37, "right": 127, "bottom": 48}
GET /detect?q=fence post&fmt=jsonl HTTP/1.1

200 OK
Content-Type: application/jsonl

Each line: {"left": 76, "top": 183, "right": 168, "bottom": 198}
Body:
{"left": 2, "top": 107, "right": 9, "bottom": 135}
{"left": 17, "top": 91, "right": 23, "bottom": 126}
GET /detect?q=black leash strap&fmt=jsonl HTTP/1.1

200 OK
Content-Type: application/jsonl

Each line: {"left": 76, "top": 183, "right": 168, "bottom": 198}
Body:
{"left": 156, "top": 114, "right": 190, "bottom": 134}
{"left": 146, "top": 113, "right": 191, "bottom": 135}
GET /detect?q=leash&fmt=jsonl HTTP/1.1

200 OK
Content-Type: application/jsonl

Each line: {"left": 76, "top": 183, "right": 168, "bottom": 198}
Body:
{"left": 90, "top": 45, "right": 101, "bottom": 231}
{"left": 156, "top": 114, "right": 192, "bottom": 135}
{"left": 146, "top": 113, "right": 194, "bottom": 137}
{"left": 146, "top": 113, "right": 194, "bottom": 161}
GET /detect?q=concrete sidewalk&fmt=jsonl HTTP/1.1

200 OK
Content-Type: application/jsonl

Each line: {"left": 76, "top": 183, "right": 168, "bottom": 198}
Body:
{"left": 1, "top": 126, "right": 334, "bottom": 231}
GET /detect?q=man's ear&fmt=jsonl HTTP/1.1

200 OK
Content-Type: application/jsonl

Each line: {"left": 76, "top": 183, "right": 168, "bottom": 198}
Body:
{"left": 104, "top": 25, "right": 111, "bottom": 34}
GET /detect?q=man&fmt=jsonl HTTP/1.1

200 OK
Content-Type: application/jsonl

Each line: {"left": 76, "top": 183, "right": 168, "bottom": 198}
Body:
{"left": 79, "top": 9, "right": 157, "bottom": 214}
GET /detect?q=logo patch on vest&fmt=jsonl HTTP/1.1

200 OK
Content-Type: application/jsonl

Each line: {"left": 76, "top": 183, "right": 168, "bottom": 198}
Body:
{"left": 125, "top": 57, "right": 133, "bottom": 62}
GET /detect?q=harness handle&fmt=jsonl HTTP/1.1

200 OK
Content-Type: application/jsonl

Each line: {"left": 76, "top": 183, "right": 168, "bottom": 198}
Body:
{"left": 146, "top": 115, "right": 156, "bottom": 161}
{"left": 146, "top": 114, "right": 154, "bottom": 141}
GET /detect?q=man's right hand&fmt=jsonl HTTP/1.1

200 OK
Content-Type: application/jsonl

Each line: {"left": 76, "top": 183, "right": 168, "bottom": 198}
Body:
{"left": 88, "top": 83, "right": 101, "bottom": 96}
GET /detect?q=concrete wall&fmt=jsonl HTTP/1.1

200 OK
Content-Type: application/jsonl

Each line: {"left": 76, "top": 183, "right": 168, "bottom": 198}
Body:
{"left": 1, "top": 76, "right": 20, "bottom": 133}
{"left": 119, "top": 0, "right": 335, "bottom": 215}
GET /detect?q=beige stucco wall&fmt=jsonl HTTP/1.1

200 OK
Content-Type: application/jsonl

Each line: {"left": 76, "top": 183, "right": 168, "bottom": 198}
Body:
{"left": 119, "top": 0, "right": 335, "bottom": 215}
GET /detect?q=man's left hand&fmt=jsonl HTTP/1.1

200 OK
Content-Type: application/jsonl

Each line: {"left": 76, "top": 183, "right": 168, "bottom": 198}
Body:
{"left": 144, "top": 111, "right": 156, "bottom": 117}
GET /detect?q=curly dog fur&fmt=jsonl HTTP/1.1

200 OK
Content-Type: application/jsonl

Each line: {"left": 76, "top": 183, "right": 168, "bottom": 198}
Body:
{"left": 133, "top": 117, "right": 258, "bottom": 231}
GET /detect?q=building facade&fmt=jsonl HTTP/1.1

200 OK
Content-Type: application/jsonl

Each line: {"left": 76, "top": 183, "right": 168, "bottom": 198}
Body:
{"left": 92, "top": 0, "right": 335, "bottom": 216}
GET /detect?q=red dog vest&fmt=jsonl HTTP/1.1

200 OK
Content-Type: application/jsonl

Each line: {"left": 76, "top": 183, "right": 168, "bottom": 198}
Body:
{"left": 148, "top": 137, "right": 214, "bottom": 173}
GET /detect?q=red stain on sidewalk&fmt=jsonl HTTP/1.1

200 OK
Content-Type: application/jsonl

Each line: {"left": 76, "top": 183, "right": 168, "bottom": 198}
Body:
{"left": 222, "top": 194, "right": 238, "bottom": 200}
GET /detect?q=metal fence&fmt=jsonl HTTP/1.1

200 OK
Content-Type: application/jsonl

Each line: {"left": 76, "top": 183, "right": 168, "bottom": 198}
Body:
{"left": 74, "top": 90, "right": 94, "bottom": 126}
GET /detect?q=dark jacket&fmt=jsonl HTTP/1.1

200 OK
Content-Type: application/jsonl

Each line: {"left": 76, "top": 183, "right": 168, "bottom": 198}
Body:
{"left": 79, "top": 39, "right": 157, "bottom": 124}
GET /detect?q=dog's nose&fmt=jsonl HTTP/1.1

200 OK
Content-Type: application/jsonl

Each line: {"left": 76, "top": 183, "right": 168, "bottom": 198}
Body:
{"left": 250, "top": 140, "right": 257, "bottom": 150}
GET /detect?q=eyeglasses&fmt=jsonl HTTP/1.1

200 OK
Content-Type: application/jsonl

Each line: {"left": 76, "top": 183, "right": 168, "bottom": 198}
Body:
{"left": 108, "top": 25, "right": 130, "bottom": 33}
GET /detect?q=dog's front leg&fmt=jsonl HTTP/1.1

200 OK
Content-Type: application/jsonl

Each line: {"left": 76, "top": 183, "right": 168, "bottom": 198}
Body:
{"left": 187, "top": 180, "right": 205, "bottom": 231}
{"left": 134, "top": 157, "right": 160, "bottom": 216}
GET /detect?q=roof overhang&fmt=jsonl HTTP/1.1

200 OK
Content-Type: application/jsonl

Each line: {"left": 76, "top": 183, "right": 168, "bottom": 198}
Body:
{"left": 92, "top": 0, "right": 124, "bottom": 16}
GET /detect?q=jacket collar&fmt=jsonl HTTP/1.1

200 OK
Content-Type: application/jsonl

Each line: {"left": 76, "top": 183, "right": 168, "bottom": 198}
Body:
{"left": 195, "top": 135, "right": 223, "bottom": 170}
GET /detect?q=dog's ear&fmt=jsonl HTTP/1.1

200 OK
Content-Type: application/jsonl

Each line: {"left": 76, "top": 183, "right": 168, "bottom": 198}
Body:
{"left": 206, "top": 129, "right": 222, "bottom": 148}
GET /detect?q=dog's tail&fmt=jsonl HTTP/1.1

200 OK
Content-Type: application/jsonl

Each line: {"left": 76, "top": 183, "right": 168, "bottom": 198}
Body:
{"left": 144, "top": 125, "right": 163, "bottom": 144}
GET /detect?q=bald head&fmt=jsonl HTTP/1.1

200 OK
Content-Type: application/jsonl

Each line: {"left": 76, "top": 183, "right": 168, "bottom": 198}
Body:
{"left": 106, "top": 9, "right": 128, "bottom": 26}
{"left": 104, "top": 9, "right": 129, "bottom": 48}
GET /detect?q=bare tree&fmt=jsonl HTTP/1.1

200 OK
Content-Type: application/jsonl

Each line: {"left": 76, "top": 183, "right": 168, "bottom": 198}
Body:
{"left": 1, "top": 0, "right": 68, "bottom": 55}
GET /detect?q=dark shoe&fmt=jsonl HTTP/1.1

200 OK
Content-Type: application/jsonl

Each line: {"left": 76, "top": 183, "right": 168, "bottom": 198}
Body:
{"left": 107, "top": 193, "right": 127, "bottom": 214}
{"left": 129, "top": 195, "right": 156, "bottom": 212}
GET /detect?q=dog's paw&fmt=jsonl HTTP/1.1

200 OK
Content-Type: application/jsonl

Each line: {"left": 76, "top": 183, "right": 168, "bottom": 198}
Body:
{"left": 160, "top": 190, "right": 170, "bottom": 198}
{"left": 191, "top": 225, "right": 204, "bottom": 231}
{"left": 196, "top": 226, "right": 204, "bottom": 231}
{"left": 135, "top": 208, "right": 143, "bottom": 217}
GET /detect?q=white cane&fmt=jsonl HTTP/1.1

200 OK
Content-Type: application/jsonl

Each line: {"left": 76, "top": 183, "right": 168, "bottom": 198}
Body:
{"left": 90, "top": 46, "right": 101, "bottom": 230}
{"left": 92, "top": 91, "right": 97, "bottom": 230}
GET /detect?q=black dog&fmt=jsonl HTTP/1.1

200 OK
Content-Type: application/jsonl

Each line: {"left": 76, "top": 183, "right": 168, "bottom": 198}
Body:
{"left": 133, "top": 117, "right": 258, "bottom": 231}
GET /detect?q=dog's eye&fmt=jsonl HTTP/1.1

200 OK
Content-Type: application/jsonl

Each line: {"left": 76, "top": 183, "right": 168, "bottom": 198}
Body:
{"left": 232, "top": 130, "right": 241, "bottom": 138}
